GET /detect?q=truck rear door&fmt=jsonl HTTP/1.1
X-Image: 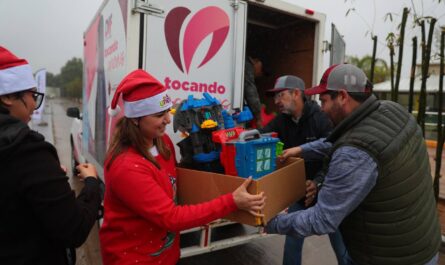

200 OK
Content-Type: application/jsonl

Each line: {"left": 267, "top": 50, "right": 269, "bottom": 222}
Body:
{"left": 330, "top": 23, "right": 346, "bottom": 65}
{"left": 140, "top": 0, "right": 247, "bottom": 111}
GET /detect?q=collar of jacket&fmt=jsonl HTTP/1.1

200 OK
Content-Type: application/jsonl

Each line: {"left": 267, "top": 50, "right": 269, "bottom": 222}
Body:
{"left": 287, "top": 100, "right": 319, "bottom": 123}
{"left": 0, "top": 104, "right": 8, "bottom": 114}
{"left": 326, "top": 94, "right": 380, "bottom": 143}
{"left": 0, "top": 108, "right": 31, "bottom": 159}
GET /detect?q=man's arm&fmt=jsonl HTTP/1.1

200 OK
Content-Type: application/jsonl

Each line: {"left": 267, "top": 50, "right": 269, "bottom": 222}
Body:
{"left": 300, "top": 138, "right": 332, "bottom": 161}
{"left": 281, "top": 138, "right": 332, "bottom": 161}
{"left": 267, "top": 146, "right": 378, "bottom": 238}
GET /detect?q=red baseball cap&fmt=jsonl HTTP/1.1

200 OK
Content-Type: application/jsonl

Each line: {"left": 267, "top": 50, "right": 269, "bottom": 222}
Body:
{"left": 305, "top": 64, "right": 368, "bottom": 95}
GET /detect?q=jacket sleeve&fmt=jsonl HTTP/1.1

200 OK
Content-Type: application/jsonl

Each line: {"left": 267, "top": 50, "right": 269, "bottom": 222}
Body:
{"left": 18, "top": 142, "right": 101, "bottom": 248}
{"left": 243, "top": 59, "right": 262, "bottom": 120}
{"left": 259, "top": 115, "right": 280, "bottom": 134}
{"left": 110, "top": 162, "right": 237, "bottom": 232}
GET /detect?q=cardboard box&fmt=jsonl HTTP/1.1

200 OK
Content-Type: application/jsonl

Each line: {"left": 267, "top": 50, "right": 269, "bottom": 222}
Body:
{"left": 177, "top": 157, "right": 306, "bottom": 226}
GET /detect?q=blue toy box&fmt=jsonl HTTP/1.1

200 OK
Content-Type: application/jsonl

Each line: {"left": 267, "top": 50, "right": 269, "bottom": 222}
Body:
{"left": 230, "top": 130, "right": 279, "bottom": 179}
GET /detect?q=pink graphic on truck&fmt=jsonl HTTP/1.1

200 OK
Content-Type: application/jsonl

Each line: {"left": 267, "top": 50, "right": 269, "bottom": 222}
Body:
{"left": 164, "top": 6, "right": 230, "bottom": 74}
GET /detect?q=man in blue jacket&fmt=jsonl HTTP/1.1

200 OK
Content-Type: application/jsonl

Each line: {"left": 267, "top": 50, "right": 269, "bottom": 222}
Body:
{"left": 260, "top": 75, "right": 348, "bottom": 265}
{"left": 267, "top": 64, "right": 440, "bottom": 265}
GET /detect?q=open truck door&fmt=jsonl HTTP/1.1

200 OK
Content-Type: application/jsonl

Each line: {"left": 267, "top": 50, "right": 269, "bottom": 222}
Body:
{"left": 329, "top": 23, "right": 346, "bottom": 65}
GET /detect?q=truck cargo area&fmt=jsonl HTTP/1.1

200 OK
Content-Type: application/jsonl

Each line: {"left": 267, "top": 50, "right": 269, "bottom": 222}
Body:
{"left": 246, "top": 3, "right": 317, "bottom": 112}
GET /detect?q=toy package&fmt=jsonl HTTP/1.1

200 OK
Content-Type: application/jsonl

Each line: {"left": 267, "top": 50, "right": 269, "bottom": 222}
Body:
{"left": 173, "top": 93, "right": 283, "bottom": 179}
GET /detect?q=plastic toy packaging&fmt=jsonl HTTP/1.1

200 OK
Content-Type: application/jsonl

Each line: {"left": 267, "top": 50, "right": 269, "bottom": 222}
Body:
{"left": 173, "top": 92, "right": 281, "bottom": 178}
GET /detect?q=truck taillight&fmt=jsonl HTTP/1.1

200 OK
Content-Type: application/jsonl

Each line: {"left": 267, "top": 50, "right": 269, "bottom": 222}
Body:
{"left": 305, "top": 9, "right": 314, "bottom": 15}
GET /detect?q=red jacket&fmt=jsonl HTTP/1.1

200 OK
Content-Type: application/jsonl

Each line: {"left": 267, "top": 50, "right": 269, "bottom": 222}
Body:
{"left": 100, "top": 135, "right": 237, "bottom": 265}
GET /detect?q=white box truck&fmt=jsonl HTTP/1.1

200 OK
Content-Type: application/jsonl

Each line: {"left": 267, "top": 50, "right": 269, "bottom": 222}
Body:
{"left": 67, "top": 0, "right": 344, "bottom": 258}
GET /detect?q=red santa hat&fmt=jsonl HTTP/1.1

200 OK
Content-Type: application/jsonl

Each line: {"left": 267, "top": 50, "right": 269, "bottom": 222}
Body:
{"left": 0, "top": 46, "right": 37, "bottom": 96}
{"left": 109, "top": 69, "right": 172, "bottom": 118}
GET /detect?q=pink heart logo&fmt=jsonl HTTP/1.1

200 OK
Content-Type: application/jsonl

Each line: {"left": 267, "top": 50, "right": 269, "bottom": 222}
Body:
{"left": 164, "top": 6, "right": 230, "bottom": 74}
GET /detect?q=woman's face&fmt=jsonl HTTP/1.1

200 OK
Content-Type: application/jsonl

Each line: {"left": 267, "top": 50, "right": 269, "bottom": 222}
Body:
{"left": 1, "top": 88, "right": 38, "bottom": 123}
{"left": 137, "top": 109, "right": 171, "bottom": 141}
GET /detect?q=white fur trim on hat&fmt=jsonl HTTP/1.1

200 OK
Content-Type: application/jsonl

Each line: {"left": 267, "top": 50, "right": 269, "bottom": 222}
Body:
{"left": 124, "top": 91, "right": 172, "bottom": 118}
{"left": 0, "top": 64, "right": 37, "bottom": 96}
{"left": 108, "top": 105, "right": 121, "bottom": 117}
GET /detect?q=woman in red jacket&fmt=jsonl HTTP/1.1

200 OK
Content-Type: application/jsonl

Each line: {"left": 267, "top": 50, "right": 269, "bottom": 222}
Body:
{"left": 100, "top": 70, "right": 265, "bottom": 265}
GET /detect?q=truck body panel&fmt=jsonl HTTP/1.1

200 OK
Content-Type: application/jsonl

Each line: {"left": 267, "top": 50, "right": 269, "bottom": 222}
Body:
{"left": 70, "top": 0, "right": 331, "bottom": 257}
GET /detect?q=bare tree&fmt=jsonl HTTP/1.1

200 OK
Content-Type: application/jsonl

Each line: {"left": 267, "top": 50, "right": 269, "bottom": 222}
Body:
{"left": 417, "top": 18, "right": 437, "bottom": 135}
{"left": 393, "top": 7, "right": 409, "bottom": 102}
{"left": 408, "top": 37, "right": 417, "bottom": 113}
{"left": 370, "top": 35, "right": 378, "bottom": 84}
{"left": 434, "top": 28, "right": 444, "bottom": 201}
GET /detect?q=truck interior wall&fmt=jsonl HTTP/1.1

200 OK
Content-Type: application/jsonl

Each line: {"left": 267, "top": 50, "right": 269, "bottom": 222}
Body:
{"left": 246, "top": 4, "right": 316, "bottom": 113}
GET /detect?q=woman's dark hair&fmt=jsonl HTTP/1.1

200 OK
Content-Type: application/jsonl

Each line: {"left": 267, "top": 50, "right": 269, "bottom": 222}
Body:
{"left": 105, "top": 117, "right": 171, "bottom": 170}
{"left": 0, "top": 91, "right": 25, "bottom": 108}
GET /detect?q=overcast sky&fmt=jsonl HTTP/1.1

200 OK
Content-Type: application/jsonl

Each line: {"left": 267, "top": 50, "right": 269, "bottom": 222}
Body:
{"left": 0, "top": 0, "right": 444, "bottom": 76}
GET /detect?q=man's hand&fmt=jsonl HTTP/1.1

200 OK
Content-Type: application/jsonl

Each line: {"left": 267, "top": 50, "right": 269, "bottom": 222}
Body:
{"left": 279, "top": 146, "right": 302, "bottom": 162}
{"left": 304, "top": 180, "right": 317, "bottom": 207}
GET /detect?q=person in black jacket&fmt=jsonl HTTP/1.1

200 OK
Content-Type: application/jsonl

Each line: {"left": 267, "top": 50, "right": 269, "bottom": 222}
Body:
{"left": 244, "top": 54, "right": 265, "bottom": 128}
{"left": 0, "top": 46, "right": 102, "bottom": 265}
{"left": 260, "top": 75, "right": 348, "bottom": 265}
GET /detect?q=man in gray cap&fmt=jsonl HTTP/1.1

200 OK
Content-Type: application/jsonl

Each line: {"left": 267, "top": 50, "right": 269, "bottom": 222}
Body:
{"left": 267, "top": 64, "right": 440, "bottom": 265}
{"left": 260, "top": 75, "right": 347, "bottom": 265}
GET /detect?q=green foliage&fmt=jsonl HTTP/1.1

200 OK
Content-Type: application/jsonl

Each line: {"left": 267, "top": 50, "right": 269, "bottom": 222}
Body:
{"left": 65, "top": 77, "right": 82, "bottom": 98}
{"left": 59, "top": 58, "right": 82, "bottom": 85}
{"left": 346, "top": 55, "right": 390, "bottom": 83}
{"left": 46, "top": 58, "right": 83, "bottom": 98}
{"left": 46, "top": 72, "right": 60, "bottom": 87}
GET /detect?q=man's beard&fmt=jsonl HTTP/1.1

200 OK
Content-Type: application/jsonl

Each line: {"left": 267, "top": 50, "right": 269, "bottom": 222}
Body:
{"left": 329, "top": 102, "right": 347, "bottom": 126}
{"left": 282, "top": 101, "right": 297, "bottom": 116}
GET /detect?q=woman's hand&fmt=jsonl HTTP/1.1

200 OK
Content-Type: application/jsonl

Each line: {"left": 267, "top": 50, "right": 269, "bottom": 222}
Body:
{"left": 232, "top": 177, "right": 266, "bottom": 217}
{"left": 76, "top": 163, "right": 98, "bottom": 180}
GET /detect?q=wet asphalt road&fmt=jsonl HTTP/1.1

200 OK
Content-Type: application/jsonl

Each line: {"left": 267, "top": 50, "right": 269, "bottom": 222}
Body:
{"left": 44, "top": 97, "right": 341, "bottom": 265}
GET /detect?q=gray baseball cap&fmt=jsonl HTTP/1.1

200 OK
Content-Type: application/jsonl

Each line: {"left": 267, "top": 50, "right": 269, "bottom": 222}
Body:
{"left": 267, "top": 75, "right": 305, "bottom": 94}
{"left": 305, "top": 64, "right": 368, "bottom": 95}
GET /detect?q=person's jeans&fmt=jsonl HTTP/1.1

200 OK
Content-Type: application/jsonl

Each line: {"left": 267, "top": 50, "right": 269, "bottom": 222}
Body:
{"left": 282, "top": 201, "right": 349, "bottom": 265}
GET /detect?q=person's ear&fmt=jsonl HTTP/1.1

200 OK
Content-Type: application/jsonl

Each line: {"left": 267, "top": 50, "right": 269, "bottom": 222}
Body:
{"left": 0, "top": 95, "right": 14, "bottom": 107}
{"left": 336, "top": 89, "right": 348, "bottom": 104}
